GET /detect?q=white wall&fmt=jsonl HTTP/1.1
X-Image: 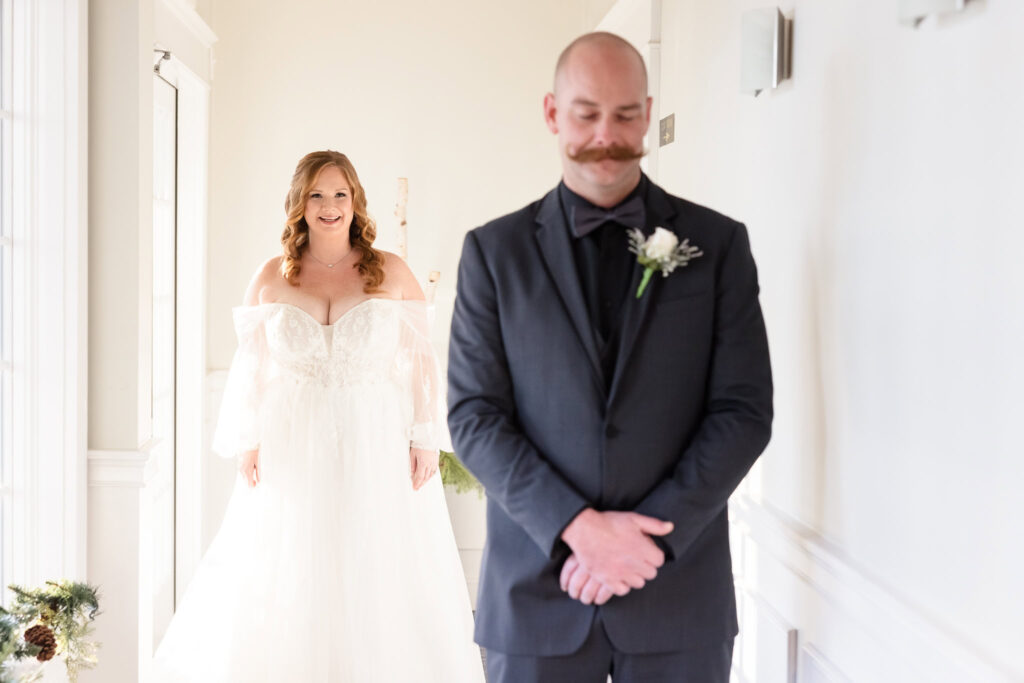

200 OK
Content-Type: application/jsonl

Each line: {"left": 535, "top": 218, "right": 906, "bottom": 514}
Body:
{"left": 88, "top": 0, "right": 152, "bottom": 452}
{"left": 651, "top": 1, "right": 1024, "bottom": 680}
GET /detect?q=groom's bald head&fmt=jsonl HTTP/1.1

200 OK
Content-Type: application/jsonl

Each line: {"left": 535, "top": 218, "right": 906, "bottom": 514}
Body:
{"left": 553, "top": 32, "right": 648, "bottom": 97}
{"left": 544, "top": 31, "right": 652, "bottom": 206}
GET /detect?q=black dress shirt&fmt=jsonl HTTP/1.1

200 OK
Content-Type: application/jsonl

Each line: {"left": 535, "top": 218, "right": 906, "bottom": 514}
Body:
{"left": 558, "top": 177, "right": 648, "bottom": 387}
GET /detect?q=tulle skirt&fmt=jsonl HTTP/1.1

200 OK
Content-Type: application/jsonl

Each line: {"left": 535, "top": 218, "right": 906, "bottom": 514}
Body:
{"left": 152, "top": 379, "right": 484, "bottom": 682}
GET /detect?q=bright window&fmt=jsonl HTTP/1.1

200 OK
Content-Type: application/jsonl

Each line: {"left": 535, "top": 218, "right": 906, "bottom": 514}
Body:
{"left": 0, "top": 0, "right": 13, "bottom": 598}
{"left": 0, "top": 0, "right": 86, "bottom": 597}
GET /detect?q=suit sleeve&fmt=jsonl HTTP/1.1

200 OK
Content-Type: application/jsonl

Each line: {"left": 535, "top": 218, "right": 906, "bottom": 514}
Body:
{"left": 447, "top": 231, "right": 590, "bottom": 558}
{"left": 634, "top": 222, "right": 773, "bottom": 560}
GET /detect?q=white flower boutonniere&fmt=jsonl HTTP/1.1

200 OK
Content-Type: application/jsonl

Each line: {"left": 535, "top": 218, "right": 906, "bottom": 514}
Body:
{"left": 627, "top": 227, "right": 703, "bottom": 299}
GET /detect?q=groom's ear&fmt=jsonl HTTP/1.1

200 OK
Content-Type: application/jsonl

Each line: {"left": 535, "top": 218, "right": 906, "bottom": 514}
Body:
{"left": 543, "top": 92, "right": 559, "bottom": 134}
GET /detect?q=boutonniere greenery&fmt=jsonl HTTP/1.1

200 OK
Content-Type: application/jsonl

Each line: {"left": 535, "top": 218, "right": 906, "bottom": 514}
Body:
{"left": 627, "top": 227, "right": 703, "bottom": 298}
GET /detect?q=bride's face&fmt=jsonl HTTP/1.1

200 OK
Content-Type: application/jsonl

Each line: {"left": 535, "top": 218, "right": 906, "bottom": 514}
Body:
{"left": 304, "top": 165, "right": 354, "bottom": 238}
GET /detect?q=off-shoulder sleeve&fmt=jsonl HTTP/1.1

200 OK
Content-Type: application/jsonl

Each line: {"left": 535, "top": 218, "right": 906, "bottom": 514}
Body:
{"left": 395, "top": 301, "right": 452, "bottom": 453}
{"left": 211, "top": 306, "right": 270, "bottom": 458}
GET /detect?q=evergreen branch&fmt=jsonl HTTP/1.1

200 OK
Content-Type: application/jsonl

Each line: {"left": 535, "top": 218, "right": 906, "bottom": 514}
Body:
{"left": 2, "top": 581, "right": 101, "bottom": 682}
{"left": 439, "top": 451, "right": 484, "bottom": 497}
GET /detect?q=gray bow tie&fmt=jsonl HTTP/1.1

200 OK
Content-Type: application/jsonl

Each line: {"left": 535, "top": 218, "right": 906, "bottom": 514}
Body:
{"left": 571, "top": 196, "right": 646, "bottom": 238}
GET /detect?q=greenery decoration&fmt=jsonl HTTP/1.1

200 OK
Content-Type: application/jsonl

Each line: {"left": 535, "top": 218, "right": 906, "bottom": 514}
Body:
{"left": 0, "top": 580, "right": 100, "bottom": 683}
{"left": 439, "top": 450, "right": 483, "bottom": 497}
{"left": 0, "top": 612, "right": 21, "bottom": 682}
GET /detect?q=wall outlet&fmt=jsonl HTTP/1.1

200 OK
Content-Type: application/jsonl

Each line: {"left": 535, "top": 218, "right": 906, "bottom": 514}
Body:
{"left": 659, "top": 113, "right": 675, "bottom": 147}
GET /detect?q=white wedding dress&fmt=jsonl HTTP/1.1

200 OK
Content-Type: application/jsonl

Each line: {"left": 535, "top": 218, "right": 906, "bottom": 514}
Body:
{"left": 152, "top": 298, "right": 484, "bottom": 682}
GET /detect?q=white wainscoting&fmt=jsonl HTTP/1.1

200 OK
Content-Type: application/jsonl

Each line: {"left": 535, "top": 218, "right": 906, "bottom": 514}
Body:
{"left": 729, "top": 495, "right": 1016, "bottom": 682}
{"left": 735, "top": 587, "right": 798, "bottom": 683}
{"left": 798, "top": 645, "right": 851, "bottom": 683}
{"left": 84, "top": 446, "right": 164, "bottom": 683}
{"left": 441, "top": 483, "right": 485, "bottom": 609}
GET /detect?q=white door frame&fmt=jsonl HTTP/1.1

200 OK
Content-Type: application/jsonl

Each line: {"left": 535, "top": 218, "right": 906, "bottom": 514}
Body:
{"left": 152, "top": 52, "right": 210, "bottom": 606}
{"left": 151, "top": 68, "right": 178, "bottom": 648}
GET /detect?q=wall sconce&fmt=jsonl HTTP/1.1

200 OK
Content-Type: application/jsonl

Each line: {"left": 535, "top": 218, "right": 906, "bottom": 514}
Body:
{"left": 898, "top": 0, "right": 968, "bottom": 27}
{"left": 740, "top": 7, "right": 792, "bottom": 97}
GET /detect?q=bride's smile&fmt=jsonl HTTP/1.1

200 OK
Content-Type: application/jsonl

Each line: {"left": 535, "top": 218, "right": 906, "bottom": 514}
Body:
{"left": 304, "top": 164, "right": 353, "bottom": 236}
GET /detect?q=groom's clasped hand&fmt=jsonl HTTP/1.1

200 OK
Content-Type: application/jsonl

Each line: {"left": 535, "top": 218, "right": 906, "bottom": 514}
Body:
{"left": 558, "top": 508, "right": 674, "bottom": 605}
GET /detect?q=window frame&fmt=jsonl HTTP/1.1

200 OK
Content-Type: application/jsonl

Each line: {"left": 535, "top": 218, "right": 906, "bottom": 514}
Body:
{"left": 1, "top": 0, "right": 12, "bottom": 599}
{"left": 0, "top": 0, "right": 87, "bottom": 596}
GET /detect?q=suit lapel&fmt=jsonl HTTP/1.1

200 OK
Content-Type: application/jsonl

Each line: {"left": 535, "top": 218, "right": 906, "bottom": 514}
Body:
{"left": 533, "top": 189, "right": 606, "bottom": 392}
{"left": 608, "top": 181, "right": 678, "bottom": 405}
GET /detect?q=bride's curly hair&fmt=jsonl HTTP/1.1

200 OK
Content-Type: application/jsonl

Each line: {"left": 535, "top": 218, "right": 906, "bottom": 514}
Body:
{"left": 280, "top": 150, "right": 385, "bottom": 292}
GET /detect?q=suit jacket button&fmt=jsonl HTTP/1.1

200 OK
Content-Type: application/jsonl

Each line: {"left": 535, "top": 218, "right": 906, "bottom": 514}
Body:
{"left": 605, "top": 424, "right": 619, "bottom": 438}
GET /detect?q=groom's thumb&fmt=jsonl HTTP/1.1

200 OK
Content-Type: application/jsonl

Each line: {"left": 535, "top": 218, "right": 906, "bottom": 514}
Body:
{"left": 631, "top": 514, "right": 674, "bottom": 536}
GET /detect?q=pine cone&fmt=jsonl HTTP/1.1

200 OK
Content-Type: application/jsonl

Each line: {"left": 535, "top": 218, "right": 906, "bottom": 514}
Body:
{"left": 24, "top": 623, "right": 57, "bottom": 662}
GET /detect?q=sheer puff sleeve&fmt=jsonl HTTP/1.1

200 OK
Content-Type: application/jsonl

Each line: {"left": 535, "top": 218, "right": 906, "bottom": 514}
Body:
{"left": 211, "top": 306, "right": 270, "bottom": 458}
{"left": 395, "top": 300, "right": 453, "bottom": 453}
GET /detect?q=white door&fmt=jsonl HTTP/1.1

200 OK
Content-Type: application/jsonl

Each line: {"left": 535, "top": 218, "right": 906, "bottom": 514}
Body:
{"left": 151, "top": 73, "right": 178, "bottom": 647}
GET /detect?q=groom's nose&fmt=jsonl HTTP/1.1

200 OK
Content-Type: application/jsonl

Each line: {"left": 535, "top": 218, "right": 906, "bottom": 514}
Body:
{"left": 591, "top": 114, "right": 617, "bottom": 146}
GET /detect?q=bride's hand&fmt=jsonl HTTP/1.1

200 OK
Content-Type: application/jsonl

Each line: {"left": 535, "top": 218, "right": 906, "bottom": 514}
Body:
{"left": 238, "top": 448, "right": 260, "bottom": 488}
{"left": 409, "top": 447, "right": 439, "bottom": 491}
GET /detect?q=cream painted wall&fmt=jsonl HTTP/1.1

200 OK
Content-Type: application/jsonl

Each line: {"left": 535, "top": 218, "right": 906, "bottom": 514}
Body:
{"left": 205, "top": 0, "right": 591, "bottom": 369}
{"left": 653, "top": 0, "right": 1024, "bottom": 679}
{"left": 154, "top": 1, "right": 213, "bottom": 82}
{"left": 88, "top": 0, "right": 213, "bottom": 453}
{"left": 88, "top": 0, "right": 153, "bottom": 451}
{"left": 585, "top": 0, "right": 621, "bottom": 29}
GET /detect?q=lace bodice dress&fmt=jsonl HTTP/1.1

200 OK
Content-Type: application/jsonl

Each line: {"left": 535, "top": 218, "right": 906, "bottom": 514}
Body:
{"left": 152, "top": 298, "right": 483, "bottom": 682}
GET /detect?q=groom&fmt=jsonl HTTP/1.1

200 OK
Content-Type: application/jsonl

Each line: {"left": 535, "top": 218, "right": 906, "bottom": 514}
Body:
{"left": 448, "top": 32, "right": 772, "bottom": 682}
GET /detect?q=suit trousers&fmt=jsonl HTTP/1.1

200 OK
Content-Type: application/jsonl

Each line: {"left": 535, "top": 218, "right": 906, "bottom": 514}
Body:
{"left": 485, "top": 612, "right": 734, "bottom": 683}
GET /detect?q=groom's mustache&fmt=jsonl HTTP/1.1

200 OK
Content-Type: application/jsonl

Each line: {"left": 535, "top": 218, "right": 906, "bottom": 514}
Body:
{"left": 567, "top": 144, "right": 646, "bottom": 163}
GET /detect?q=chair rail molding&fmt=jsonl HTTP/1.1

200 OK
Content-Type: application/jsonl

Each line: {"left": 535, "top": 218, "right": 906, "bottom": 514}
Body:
{"left": 87, "top": 444, "right": 161, "bottom": 489}
{"left": 730, "top": 494, "right": 1018, "bottom": 682}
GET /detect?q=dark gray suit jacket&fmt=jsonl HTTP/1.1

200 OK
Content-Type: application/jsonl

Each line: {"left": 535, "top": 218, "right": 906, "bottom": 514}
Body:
{"left": 447, "top": 179, "right": 773, "bottom": 656}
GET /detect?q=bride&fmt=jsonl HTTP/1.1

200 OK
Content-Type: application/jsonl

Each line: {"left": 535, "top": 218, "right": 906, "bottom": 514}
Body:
{"left": 152, "top": 150, "right": 484, "bottom": 682}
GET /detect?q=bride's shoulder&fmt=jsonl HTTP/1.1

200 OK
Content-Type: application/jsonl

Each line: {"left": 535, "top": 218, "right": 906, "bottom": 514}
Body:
{"left": 243, "top": 256, "right": 285, "bottom": 307}
{"left": 377, "top": 250, "right": 424, "bottom": 302}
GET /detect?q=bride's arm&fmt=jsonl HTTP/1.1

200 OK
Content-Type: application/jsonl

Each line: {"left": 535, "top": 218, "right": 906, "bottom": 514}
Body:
{"left": 213, "top": 258, "right": 279, "bottom": 485}
{"left": 383, "top": 254, "right": 443, "bottom": 490}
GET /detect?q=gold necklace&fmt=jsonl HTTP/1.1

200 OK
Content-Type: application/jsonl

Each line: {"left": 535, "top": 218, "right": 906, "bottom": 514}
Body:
{"left": 307, "top": 248, "right": 350, "bottom": 269}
